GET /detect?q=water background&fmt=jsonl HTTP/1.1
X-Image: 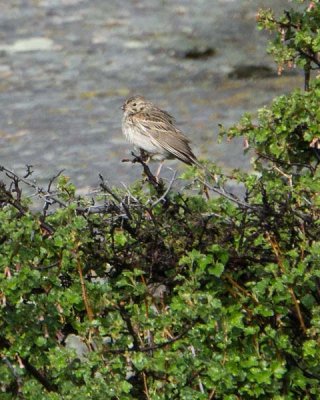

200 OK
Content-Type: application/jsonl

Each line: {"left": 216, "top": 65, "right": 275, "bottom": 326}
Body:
{"left": 0, "top": 0, "right": 302, "bottom": 191}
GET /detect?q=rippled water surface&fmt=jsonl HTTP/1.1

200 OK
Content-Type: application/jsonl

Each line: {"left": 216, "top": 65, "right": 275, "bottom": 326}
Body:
{"left": 0, "top": 0, "right": 301, "bottom": 190}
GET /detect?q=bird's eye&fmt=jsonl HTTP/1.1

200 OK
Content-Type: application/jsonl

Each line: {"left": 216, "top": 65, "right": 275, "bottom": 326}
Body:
{"left": 132, "top": 102, "right": 136, "bottom": 107}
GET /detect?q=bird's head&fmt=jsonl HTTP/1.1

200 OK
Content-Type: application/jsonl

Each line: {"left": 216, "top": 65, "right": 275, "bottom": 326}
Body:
{"left": 121, "top": 95, "right": 148, "bottom": 114}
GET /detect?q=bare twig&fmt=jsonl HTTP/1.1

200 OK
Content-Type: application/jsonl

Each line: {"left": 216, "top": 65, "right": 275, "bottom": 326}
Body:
{"left": 256, "top": 151, "right": 314, "bottom": 173}
{"left": 23, "top": 164, "right": 34, "bottom": 179}
{"left": 35, "top": 261, "right": 59, "bottom": 270}
{"left": 121, "top": 182, "right": 141, "bottom": 205}
{"left": 196, "top": 178, "right": 256, "bottom": 210}
{"left": 151, "top": 170, "right": 177, "bottom": 207}
{"left": 124, "top": 152, "right": 165, "bottom": 193}
{"left": 272, "top": 165, "right": 293, "bottom": 187}
{"left": 208, "top": 388, "right": 216, "bottom": 400}
{"left": 99, "top": 174, "right": 133, "bottom": 220}
{"left": 76, "top": 255, "right": 94, "bottom": 322}
{"left": 47, "top": 169, "right": 65, "bottom": 193}
{"left": 117, "top": 304, "right": 142, "bottom": 351}
{"left": 0, "top": 178, "right": 54, "bottom": 235}
{"left": 189, "top": 345, "right": 205, "bottom": 394}
{"left": 265, "top": 232, "right": 307, "bottom": 333}
{"left": 1, "top": 166, "right": 67, "bottom": 208}
{"left": 224, "top": 274, "right": 259, "bottom": 304}
{"left": 299, "top": 48, "right": 320, "bottom": 68}
{"left": 142, "top": 372, "right": 151, "bottom": 400}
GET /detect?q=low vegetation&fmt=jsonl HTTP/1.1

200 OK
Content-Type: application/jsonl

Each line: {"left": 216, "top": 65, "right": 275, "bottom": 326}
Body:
{"left": 0, "top": 1, "right": 319, "bottom": 398}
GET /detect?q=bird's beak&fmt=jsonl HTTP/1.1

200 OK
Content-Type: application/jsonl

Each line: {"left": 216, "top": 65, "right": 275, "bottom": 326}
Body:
{"left": 121, "top": 105, "right": 125, "bottom": 111}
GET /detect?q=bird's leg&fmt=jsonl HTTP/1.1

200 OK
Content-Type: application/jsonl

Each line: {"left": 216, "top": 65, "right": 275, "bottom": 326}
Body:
{"left": 155, "top": 161, "right": 164, "bottom": 181}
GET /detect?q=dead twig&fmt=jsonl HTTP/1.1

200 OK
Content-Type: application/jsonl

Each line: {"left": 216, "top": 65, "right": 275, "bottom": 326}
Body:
{"left": 99, "top": 174, "right": 133, "bottom": 220}
{"left": 265, "top": 232, "right": 307, "bottom": 334}
{"left": 76, "top": 254, "right": 94, "bottom": 322}
{"left": 151, "top": 170, "right": 177, "bottom": 207}
{"left": 224, "top": 274, "right": 259, "bottom": 304}
{"left": 196, "top": 178, "right": 256, "bottom": 210}
{"left": 256, "top": 151, "right": 314, "bottom": 173}
{"left": 1, "top": 165, "right": 67, "bottom": 208}
{"left": 123, "top": 152, "right": 164, "bottom": 193}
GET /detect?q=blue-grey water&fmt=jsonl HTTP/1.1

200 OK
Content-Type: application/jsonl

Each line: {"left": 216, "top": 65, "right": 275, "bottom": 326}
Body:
{"left": 0, "top": 0, "right": 301, "bottom": 192}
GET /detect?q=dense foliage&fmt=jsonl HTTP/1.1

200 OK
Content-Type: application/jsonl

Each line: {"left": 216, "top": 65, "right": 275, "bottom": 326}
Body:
{"left": 1, "top": 1, "right": 319, "bottom": 399}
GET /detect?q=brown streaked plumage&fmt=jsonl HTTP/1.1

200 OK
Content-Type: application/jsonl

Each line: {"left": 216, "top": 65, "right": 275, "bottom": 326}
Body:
{"left": 121, "top": 95, "right": 200, "bottom": 176}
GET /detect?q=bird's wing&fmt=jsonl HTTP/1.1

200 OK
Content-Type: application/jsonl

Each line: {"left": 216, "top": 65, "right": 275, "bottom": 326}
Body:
{"left": 152, "top": 131, "right": 197, "bottom": 165}
{"left": 132, "top": 110, "right": 197, "bottom": 165}
{"left": 131, "top": 109, "right": 178, "bottom": 134}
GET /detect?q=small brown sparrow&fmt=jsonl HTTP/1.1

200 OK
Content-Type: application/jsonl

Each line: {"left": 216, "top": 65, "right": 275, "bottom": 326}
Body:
{"left": 121, "top": 95, "right": 200, "bottom": 176}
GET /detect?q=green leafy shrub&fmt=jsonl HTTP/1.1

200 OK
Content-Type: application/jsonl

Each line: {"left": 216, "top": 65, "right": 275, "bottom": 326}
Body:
{"left": 0, "top": 1, "right": 319, "bottom": 398}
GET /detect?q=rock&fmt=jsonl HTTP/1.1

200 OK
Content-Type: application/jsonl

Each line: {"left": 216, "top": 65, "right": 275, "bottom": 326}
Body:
{"left": 0, "top": 38, "right": 60, "bottom": 53}
{"left": 171, "top": 46, "right": 216, "bottom": 60}
{"left": 181, "top": 46, "right": 216, "bottom": 60}
{"left": 65, "top": 334, "right": 89, "bottom": 360}
{"left": 228, "top": 64, "right": 275, "bottom": 79}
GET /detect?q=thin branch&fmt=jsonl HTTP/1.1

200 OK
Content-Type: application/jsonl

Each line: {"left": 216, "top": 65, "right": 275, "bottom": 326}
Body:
{"left": 0, "top": 337, "right": 58, "bottom": 392}
{"left": 23, "top": 164, "right": 34, "bottom": 179}
{"left": 189, "top": 345, "right": 205, "bottom": 394}
{"left": 121, "top": 182, "right": 141, "bottom": 205}
{"left": 256, "top": 151, "right": 314, "bottom": 172}
{"left": 124, "top": 152, "right": 165, "bottom": 195}
{"left": 35, "top": 261, "right": 59, "bottom": 270}
{"left": 265, "top": 232, "right": 307, "bottom": 333}
{"left": 224, "top": 274, "right": 259, "bottom": 304}
{"left": 76, "top": 256, "right": 94, "bottom": 321}
{"left": 196, "top": 178, "right": 256, "bottom": 210}
{"left": 299, "top": 48, "right": 320, "bottom": 68}
{"left": 151, "top": 170, "right": 177, "bottom": 207}
{"left": 117, "top": 304, "right": 142, "bottom": 351}
{"left": 99, "top": 174, "right": 132, "bottom": 220}
{"left": 0, "top": 180, "right": 54, "bottom": 235}
{"left": 272, "top": 165, "right": 293, "bottom": 187}
{"left": 22, "top": 357, "right": 58, "bottom": 392}
{"left": 47, "top": 169, "right": 65, "bottom": 193}
{"left": 1, "top": 166, "right": 67, "bottom": 208}
{"left": 1, "top": 355, "right": 23, "bottom": 397}
{"left": 208, "top": 388, "right": 216, "bottom": 400}
{"left": 285, "top": 353, "right": 320, "bottom": 380}
{"left": 142, "top": 372, "right": 151, "bottom": 400}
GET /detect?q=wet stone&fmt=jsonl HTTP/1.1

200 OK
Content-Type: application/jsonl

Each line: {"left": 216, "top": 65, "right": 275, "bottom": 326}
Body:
{"left": 228, "top": 64, "right": 276, "bottom": 80}
{"left": 183, "top": 46, "right": 216, "bottom": 60}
